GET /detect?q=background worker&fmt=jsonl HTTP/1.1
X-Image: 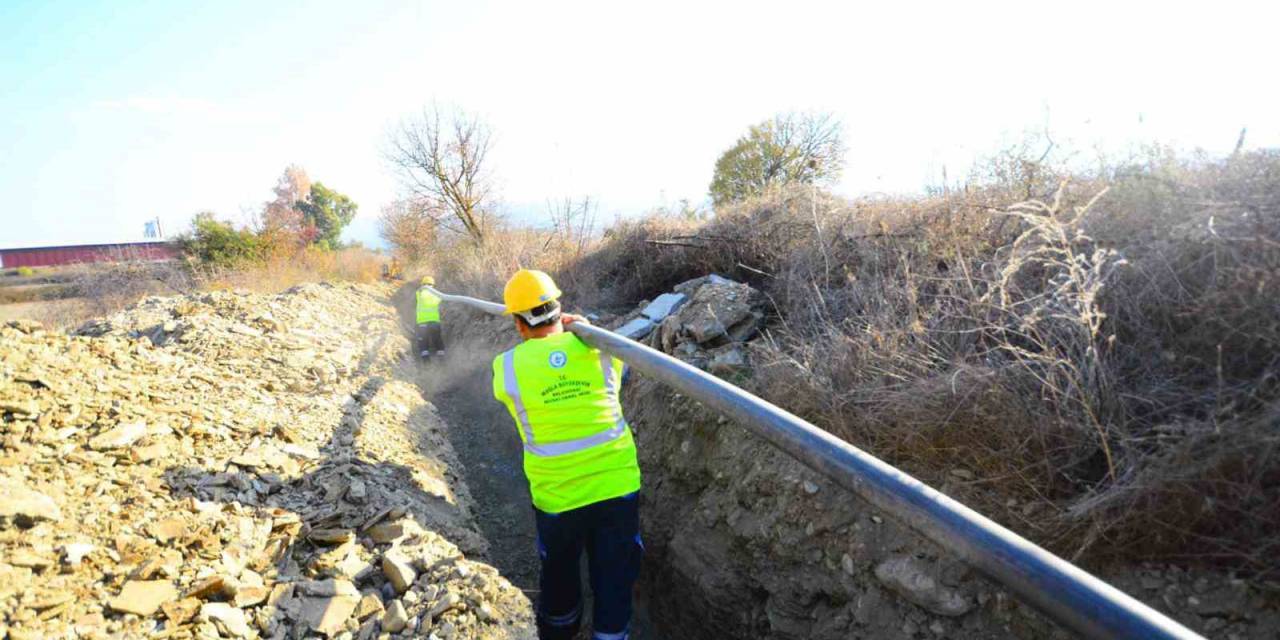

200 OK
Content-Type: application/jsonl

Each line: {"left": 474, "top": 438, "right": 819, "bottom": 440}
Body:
{"left": 415, "top": 276, "right": 445, "bottom": 361}
{"left": 491, "top": 269, "right": 643, "bottom": 640}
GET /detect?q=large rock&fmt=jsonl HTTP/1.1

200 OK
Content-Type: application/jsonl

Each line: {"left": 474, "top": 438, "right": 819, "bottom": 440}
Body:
{"left": 0, "top": 478, "right": 61, "bottom": 527}
{"left": 108, "top": 580, "right": 178, "bottom": 616}
{"left": 672, "top": 278, "right": 759, "bottom": 345}
{"left": 381, "top": 599, "right": 409, "bottom": 633}
{"left": 382, "top": 553, "right": 416, "bottom": 594}
{"left": 366, "top": 519, "right": 420, "bottom": 545}
{"left": 297, "top": 578, "right": 360, "bottom": 598}
{"left": 296, "top": 593, "right": 361, "bottom": 637}
{"left": 88, "top": 421, "right": 147, "bottom": 450}
{"left": 673, "top": 273, "right": 739, "bottom": 295}
{"left": 874, "top": 555, "right": 973, "bottom": 617}
{"left": 354, "top": 592, "right": 384, "bottom": 620}
{"left": 708, "top": 345, "right": 748, "bottom": 374}
{"left": 199, "top": 602, "right": 252, "bottom": 638}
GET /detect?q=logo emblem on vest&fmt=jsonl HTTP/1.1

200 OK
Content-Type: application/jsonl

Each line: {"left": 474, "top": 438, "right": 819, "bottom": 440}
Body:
{"left": 548, "top": 351, "right": 568, "bottom": 369}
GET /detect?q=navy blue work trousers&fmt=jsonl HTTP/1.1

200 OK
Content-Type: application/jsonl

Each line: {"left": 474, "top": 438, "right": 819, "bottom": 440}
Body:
{"left": 533, "top": 492, "right": 642, "bottom": 640}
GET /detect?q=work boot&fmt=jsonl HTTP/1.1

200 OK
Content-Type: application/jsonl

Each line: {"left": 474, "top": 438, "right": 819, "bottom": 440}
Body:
{"left": 535, "top": 619, "right": 581, "bottom": 640}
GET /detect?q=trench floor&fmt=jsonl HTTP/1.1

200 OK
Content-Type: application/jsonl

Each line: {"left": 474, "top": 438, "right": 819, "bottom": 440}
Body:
{"left": 417, "top": 357, "right": 663, "bottom": 639}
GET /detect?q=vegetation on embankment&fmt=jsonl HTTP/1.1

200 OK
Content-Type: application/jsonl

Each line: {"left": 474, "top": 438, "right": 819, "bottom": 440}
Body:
{"left": 413, "top": 147, "right": 1280, "bottom": 580}
{"left": 1, "top": 164, "right": 383, "bottom": 329}
{"left": 3, "top": 247, "right": 385, "bottom": 329}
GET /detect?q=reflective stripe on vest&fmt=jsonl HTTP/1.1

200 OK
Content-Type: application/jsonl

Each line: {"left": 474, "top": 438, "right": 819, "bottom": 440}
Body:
{"left": 501, "top": 349, "right": 627, "bottom": 457}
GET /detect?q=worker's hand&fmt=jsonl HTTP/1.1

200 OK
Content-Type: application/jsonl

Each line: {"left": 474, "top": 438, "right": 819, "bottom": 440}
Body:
{"left": 562, "top": 313, "right": 590, "bottom": 327}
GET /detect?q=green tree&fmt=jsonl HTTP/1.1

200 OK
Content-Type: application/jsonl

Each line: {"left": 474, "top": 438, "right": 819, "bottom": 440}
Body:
{"left": 299, "top": 182, "right": 358, "bottom": 249}
{"left": 709, "top": 112, "right": 846, "bottom": 207}
{"left": 179, "top": 212, "right": 262, "bottom": 266}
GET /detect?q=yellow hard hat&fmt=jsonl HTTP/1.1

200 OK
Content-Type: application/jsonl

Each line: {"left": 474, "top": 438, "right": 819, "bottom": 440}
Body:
{"left": 503, "top": 269, "right": 561, "bottom": 315}
{"left": 421, "top": 275, "right": 435, "bottom": 286}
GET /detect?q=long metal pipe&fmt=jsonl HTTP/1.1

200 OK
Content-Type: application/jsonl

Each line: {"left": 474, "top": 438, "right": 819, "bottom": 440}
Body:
{"left": 425, "top": 286, "right": 1204, "bottom": 640}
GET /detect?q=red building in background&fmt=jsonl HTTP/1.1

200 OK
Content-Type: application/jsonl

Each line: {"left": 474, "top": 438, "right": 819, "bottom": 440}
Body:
{"left": 0, "top": 241, "right": 180, "bottom": 268}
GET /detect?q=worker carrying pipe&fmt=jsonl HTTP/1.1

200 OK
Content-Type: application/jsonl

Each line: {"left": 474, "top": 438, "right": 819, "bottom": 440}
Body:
{"left": 414, "top": 276, "right": 445, "bottom": 361}
{"left": 491, "top": 269, "right": 642, "bottom": 640}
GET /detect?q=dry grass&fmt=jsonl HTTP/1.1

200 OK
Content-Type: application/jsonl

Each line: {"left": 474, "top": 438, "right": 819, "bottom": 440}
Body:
{"left": 18, "top": 247, "right": 387, "bottom": 329}
{"left": 202, "top": 246, "right": 385, "bottom": 292}
{"left": 401, "top": 225, "right": 591, "bottom": 306}
{"left": 25, "top": 261, "right": 199, "bottom": 328}
{"left": 535, "top": 149, "right": 1280, "bottom": 577}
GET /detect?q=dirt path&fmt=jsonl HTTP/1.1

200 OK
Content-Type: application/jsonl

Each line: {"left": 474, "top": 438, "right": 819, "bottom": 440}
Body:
{"left": 426, "top": 358, "right": 540, "bottom": 592}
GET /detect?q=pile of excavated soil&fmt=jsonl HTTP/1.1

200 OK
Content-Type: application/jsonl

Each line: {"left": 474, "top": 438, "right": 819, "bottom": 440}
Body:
{"left": 0, "top": 283, "right": 534, "bottom": 639}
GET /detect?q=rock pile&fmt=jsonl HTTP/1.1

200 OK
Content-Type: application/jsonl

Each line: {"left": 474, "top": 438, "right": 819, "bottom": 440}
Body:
{"left": 613, "top": 274, "right": 764, "bottom": 374}
{"left": 0, "top": 283, "right": 534, "bottom": 639}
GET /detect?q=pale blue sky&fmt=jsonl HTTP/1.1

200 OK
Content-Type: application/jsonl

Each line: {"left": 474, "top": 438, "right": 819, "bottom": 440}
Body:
{"left": 2, "top": 0, "right": 1277, "bottom": 249}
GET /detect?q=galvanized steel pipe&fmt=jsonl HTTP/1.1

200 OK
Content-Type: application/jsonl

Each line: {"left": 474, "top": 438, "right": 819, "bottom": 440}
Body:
{"left": 426, "top": 286, "right": 1204, "bottom": 640}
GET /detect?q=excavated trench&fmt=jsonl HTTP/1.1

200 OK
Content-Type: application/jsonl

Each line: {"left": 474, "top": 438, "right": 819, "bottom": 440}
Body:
{"left": 7, "top": 278, "right": 1262, "bottom": 639}
{"left": 392, "top": 283, "right": 1271, "bottom": 640}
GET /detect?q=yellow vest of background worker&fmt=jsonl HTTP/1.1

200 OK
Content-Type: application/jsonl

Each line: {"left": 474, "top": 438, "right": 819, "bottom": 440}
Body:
{"left": 492, "top": 331, "right": 641, "bottom": 514}
{"left": 416, "top": 288, "right": 441, "bottom": 323}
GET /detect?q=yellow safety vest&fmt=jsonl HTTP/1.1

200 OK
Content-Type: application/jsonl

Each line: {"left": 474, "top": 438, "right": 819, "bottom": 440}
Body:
{"left": 416, "top": 288, "right": 441, "bottom": 324}
{"left": 492, "top": 332, "right": 641, "bottom": 513}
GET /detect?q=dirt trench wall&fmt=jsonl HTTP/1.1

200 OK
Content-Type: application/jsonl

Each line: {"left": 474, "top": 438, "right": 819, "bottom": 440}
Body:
{"left": 626, "top": 379, "right": 1043, "bottom": 640}
{"left": 626, "top": 379, "right": 1277, "bottom": 640}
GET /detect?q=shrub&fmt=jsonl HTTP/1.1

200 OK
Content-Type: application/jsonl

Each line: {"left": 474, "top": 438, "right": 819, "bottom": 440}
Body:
{"left": 179, "top": 212, "right": 263, "bottom": 268}
{"left": 203, "top": 247, "right": 384, "bottom": 292}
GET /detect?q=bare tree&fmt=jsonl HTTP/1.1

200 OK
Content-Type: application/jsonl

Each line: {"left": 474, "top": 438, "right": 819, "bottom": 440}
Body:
{"left": 378, "top": 198, "right": 439, "bottom": 264}
{"left": 385, "top": 106, "right": 494, "bottom": 245}
{"left": 547, "top": 196, "right": 598, "bottom": 259}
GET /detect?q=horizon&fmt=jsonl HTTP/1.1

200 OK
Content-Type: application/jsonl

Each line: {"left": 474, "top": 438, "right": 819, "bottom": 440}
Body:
{"left": 2, "top": 0, "right": 1277, "bottom": 250}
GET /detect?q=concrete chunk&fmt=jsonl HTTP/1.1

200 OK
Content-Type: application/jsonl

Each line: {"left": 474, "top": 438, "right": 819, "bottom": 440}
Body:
{"left": 616, "top": 318, "right": 656, "bottom": 340}
{"left": 641, "top": 293, "right": 687, "bottom": 322}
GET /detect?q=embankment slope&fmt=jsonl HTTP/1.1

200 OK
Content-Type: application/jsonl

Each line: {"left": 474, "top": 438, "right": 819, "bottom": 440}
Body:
{"left": 0, "top": 283, "right": 534, "bottom": 639}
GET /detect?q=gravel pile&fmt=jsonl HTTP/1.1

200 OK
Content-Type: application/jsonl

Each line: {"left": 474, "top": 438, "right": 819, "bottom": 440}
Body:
{"left": 0, "top": 282, "right": 534, "bottom": 639}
